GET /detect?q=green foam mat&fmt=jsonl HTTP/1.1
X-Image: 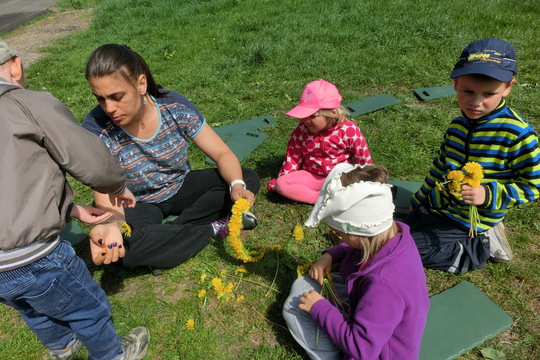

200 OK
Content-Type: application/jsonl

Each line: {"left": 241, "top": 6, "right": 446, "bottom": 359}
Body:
{"left": 419, "top": 281, "right": 513, "bottom": 360}
{"left": 212, "top": 115, "right": 276, "bottom": 140}
{"left": 343, "top": 94, "right": 400, "bottom": 117}
{"left": 206, "top": 115, "right": 276, "bottom": 165}
{"left": 414, "top": 85, "right": 455, "bottom": 101}
{"left": 59, "top": 221, "right": 86, "bottom": 246}
{"left": 388, "top": 179, "right": 422, "bottom": 218}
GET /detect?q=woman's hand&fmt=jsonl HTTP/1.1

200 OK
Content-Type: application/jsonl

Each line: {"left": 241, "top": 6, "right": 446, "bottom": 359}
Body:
{"left": 461, "top": 184, "right": 486, "bottom": 206}
{"left": 231, "top": 187, "right": 256, "bottom": 207}
{"left": 70, "top": 204, "right": 112, "bottom": 225}
{"left": 89, "top": 223, "right": 126, "bottom": 265}
{"left": 108, "top": 187, "right": 136, "bottom": 208}
{"left": 298, "top": 290, "right": 324, "bottom": 313}
{"left": 309, "top": 253, "right": 333, "bottom": 286}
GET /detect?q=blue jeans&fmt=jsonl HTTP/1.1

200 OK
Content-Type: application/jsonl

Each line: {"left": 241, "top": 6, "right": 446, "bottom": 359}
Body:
{"left": 0, "top": 240, "right": 124, "bottom": 360}
{"left": 282, "top": 274, "right": 347, "bottom": 360}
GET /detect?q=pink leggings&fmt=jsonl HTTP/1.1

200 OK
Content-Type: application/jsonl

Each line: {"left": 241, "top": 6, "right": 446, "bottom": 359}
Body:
{"left": 275, "top": 170, "right": 326, "bottom": 205}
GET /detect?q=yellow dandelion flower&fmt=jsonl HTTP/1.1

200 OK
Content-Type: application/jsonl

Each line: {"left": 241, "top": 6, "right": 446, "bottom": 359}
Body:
{"left": 198, "top": 289, "right": 206, "bottom": 298}
{"left": 464, "top": 177, "right": 481, "bottom": 188}
{"left": 449, "top": 180, "right": 462, "bottom": 193}
{"left": 293, "top": 225, "right": 304, "bottom": 241}
{"left": 200, "top": 273, "right": 207, "bottom": 283}
{"left": 296, "top": 263, "right": 313, "bottom": 277}
{"left": 234, "top": 268, "right": 248, "bottom": 275}
{"left": 224, "top": 282, "right": 234, "bottom": 294}
{"left": 463, "top": 161, "right": 483, "bottom": 176}
{"left": 186, "top": 319, "right": 195, "bottom": 331}
{"left": 120, "top": 222, "right": 132, "bottom": 237}
{"left": 236, "top": 295, "right": 245, "bottom": 302}
{"left": 211, "top": 278, "right": 224, "bottom": 292}
{"left": 447, "top": 170, "right": 465, "bottom": 181}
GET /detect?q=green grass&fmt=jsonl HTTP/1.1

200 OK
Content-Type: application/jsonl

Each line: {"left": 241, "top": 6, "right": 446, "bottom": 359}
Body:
{"left": 1, "top": 0, "right": 540, "bottom": 359}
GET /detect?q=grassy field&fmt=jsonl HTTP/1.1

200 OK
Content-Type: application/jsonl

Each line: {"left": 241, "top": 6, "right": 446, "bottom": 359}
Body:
{"left": 1, "top": 0, "right": 539, "bottom": 359}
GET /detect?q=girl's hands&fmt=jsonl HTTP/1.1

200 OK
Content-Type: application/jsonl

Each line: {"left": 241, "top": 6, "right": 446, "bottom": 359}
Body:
{"left": 309, "top": 253, "right": 333, "bottom": 286}
{"left": 298, "top": 290, "right": 324, "bottom": 313}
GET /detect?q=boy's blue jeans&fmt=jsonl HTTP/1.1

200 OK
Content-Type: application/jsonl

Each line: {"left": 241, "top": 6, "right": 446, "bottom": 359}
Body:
{"left": 0, "top": 240, "right": 124, "bottom": 360}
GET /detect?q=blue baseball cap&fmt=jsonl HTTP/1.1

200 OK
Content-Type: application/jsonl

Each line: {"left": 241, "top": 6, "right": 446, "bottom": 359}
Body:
{"left": 450, "top": 38, "right": 517, "bottom": 82}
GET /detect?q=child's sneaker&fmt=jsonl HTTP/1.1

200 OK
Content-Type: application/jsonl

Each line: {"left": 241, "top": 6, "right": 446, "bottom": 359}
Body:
{"left": 211, "top": 217, "right": 230, "bottom": 238}
{"left": 487, "top": 222, "right": 513, "bottom": 262}
{"left": 241, "top": 211, "right": 258, "bottom": 230}
{"left": 49, "top": 338, "right": 82, "bottom": 360}
{"left": 121, "top": 327, "right": 150, "bottom": 360}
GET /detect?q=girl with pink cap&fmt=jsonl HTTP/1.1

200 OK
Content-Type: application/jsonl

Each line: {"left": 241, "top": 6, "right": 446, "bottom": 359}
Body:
{"left": 267, "top": 79, "right": 372, "bottom": 204}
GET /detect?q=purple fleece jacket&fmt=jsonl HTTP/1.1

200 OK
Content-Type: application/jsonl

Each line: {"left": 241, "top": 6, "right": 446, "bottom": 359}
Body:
{"left": 310, "top": 222, "right": 429, "bottom": 360}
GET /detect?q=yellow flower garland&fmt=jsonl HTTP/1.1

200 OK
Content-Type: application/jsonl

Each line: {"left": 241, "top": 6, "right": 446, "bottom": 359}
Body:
{"left": 227, "top": 198, "right": 264, "bottom": 262}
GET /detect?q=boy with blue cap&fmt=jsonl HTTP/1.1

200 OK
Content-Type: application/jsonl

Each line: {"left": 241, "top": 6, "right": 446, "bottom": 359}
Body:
{"left": 405, "top": 38, "right": 540, "bottom": 274}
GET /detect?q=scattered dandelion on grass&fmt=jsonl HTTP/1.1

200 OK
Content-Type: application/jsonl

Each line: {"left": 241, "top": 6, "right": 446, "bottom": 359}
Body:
{"left": 234, "top": 268, "right": 248, "bottom": 275}
{"left": 186, "top": 319, "right": 195, "bottom": 331}
{"left": 293, "top": 225, "right": 304, "bottom": 241}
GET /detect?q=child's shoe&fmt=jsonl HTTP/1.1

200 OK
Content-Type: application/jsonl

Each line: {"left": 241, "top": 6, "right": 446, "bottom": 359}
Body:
{"left": 121, "top": 327, "right": 150, "bottom": 360}
{"left": 211, "top": 217, "right": 230, "bottom": 238}
{"left": 487, "top": 222, "right": 513, "bottom": 262}
{"left": 49, "top": 338, "right": 82, "bottom": 360}
{"left": 241, "top": 211, "right": 258, "bottom": 230}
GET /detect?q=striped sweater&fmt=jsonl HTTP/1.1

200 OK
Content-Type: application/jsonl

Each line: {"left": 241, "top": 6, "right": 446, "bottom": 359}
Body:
{"left": 411, "top": 99, "right": 540, "bottom": 232}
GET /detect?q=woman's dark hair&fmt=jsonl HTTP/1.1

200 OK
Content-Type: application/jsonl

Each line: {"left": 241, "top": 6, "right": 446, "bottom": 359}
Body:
{"left": 85, "top": 44, "right": 167, "bottom": 98}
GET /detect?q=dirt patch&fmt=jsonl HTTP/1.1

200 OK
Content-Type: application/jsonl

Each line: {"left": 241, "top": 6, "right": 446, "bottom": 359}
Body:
{"left": 3, "top": 7, "right": 93, "bottom": 67}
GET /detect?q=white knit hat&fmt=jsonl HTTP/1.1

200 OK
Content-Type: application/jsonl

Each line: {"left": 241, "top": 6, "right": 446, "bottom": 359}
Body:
{"left": 305, "top": 163, "right": 395, "bottom": 236}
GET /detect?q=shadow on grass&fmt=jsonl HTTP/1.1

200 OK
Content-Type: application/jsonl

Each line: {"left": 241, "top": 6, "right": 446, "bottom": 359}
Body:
{"left": 75, "top": 242, "right": 152, "bottom": 295}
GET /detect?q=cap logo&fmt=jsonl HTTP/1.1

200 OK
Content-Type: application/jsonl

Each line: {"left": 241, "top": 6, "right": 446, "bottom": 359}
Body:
{"left": 300, "top": 88, "right": 314, "bottom": 104}
{"left": 467, "top": 52, "right": 503, "bottom": 64}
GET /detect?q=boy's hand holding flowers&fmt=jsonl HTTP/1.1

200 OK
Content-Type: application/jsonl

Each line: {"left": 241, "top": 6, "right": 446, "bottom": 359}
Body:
{"left": 437, "top": 161, "right": 484, "bottom": 237}
{"left": 461, "top": 184, "right": 486, "bottom": 205}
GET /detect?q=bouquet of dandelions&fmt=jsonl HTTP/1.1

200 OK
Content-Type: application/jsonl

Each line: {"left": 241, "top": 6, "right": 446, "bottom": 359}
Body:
{"left": 436, "top": 162, "right": 484, "bottom": 237}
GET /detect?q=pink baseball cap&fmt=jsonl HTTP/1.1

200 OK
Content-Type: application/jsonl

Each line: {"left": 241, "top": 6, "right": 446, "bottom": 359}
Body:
{"left": 286, "top": 79, "right": 343, "bottom": 119}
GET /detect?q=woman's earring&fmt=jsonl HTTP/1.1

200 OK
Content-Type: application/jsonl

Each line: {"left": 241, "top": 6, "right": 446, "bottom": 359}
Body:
{"left": 142, "top": 94, "right": 148, "bottom": 105}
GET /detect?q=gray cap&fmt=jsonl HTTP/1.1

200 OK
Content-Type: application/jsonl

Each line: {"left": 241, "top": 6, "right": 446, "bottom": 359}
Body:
{"left": 0, "top": 40, "right": 16, "bottom": 64}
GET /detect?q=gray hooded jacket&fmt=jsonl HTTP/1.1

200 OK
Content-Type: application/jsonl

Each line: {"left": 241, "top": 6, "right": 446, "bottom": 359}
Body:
{"left": 0, "top": 79, "right": 125, "bottom": 268}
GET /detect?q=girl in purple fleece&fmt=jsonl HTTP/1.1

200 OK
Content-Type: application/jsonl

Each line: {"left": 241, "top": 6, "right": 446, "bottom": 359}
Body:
{"left": 283, "top": 163, "right": 429, "bottom": 360}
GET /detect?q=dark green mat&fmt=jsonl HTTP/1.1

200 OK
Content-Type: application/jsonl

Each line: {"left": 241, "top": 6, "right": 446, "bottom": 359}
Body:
{"left": 389, "top": 179, "right": 422, "bottom": 218}
{"left": 414, "top": 85, "right": 455, "bottom": 101}
{"left": 419, "top": 281, "right": 513, "bottom": 360}
{"left": 59, "top": 221, "right": 86, "bottom": 246}
{"left": 206, "top": 115, "right": 276, "bottom": 165}
{"left": 344, "top": 94, "right": 400, "bottom": 117}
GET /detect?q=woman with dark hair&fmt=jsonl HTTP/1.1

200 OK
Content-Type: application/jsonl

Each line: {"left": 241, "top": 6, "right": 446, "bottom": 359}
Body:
{"left": 82, "top": 44, "right": 260, "bottom": 271}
